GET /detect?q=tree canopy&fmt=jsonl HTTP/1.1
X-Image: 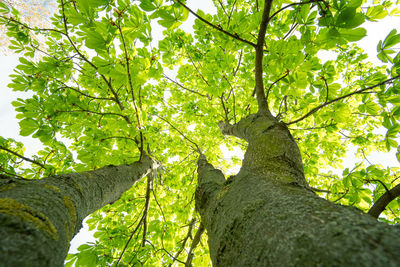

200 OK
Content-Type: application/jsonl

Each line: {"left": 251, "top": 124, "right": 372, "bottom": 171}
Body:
{"left": 0, "top": 0, "right": 55, "bottom": 54}
{"left": 1, "top": 0, "right": 400, "bottom": 266}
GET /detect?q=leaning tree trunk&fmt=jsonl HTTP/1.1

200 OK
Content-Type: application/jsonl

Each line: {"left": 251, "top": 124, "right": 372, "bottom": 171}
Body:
{"left": 196, "top": 113, "right": 400, "bottom": 266}
{"left": 0, "top": 155, "right": 158, "bottom": 267}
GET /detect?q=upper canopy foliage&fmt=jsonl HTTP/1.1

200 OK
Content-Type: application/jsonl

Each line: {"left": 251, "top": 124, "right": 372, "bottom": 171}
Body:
{"left": 1, "top": 0, "right": 400, "bottom": 265}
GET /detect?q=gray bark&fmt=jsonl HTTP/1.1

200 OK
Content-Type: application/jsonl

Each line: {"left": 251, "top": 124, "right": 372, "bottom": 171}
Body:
{"left": 0, "top": 155, "right": 158, "bottom": 267}
{"left": 197, "top": 114, "right": 400, "bottom": 266}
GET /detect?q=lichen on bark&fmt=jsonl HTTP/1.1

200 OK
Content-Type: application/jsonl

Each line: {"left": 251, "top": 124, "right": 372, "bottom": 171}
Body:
{"left": 0, "top": 155, "right": 158, "bottom": 267}
{"left": 197, "top": 114, "right": 400, "bottom": 266}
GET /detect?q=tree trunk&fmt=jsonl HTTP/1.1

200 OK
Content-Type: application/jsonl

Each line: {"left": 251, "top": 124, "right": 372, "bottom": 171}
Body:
{"left": 197, "top": 114, "right": 400, "bottom": 266}
{"left": 0, "top": 155, "right": 158, "bottom": 267}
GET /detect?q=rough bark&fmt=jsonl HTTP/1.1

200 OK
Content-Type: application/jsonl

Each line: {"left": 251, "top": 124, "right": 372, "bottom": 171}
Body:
{"left": 0, "top": 155, "right": 158, "bottom": 267}
{"left": 197, "top": 114, "right": 400, "bottom": 266}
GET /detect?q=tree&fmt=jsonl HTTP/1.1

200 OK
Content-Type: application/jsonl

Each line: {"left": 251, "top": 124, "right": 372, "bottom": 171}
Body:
{"left": 1, "top": 0, "right": 400, "bottom": 266}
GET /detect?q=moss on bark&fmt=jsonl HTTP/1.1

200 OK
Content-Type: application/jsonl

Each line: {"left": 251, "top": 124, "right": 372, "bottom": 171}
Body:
{"left": 198, "top": 114, "right": 400, "bottom": 266}
{"left": 0, "top": 156, "right": 157, "bottom": 266}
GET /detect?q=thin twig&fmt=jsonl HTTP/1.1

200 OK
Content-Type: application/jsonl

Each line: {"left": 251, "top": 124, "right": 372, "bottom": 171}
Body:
{"left": 369, "top": 179, "right": 391, "bottom": 195}
{"left": 0, "top": 15, "right": 65, "bottom": 36}
{"left": 100, "top": 136, "right": 138, "bottom": 143}
{"left": 332, "top": 189, "right": 349, "bottom": 202}
{"left": 322, "top": 76, "right": 329, "bottom": 103}
{"left": 233, "top": 49, "right": 243, "bottom": 76}
{"left": 151, "top": 187, "right": 167, "bottom": 222}
{"left": 155, "top": 115, "right": 201, "bottom": 153}
{"left": 217, "top": 0, "right": 228, "bottom": 17}
{"left": 311, "top": 187, "right": 330, "bottom": 193}
{"left": 227, "top": 0, "right": 237, "bottom": 27}
{"left": 115, "top": 213, "right": 145, "bottom": 266}
{"left": 55, "top": 108, "right": 130, "bottom": 123}
{"left": 182, "top": 42, "right": 210, "bottom": 86}
{"left": 167, "top": 219, "right": 196, "bottom": 267}
{"left": 0, "top": 169, "right": 25, "bottom": 179}
{"left": 265, "top": 71, "right": 289, "bottom": 101}
{"left": 283, "top": 22, "right": 298, "bottom": 40}
{"left": 220, "top": 94, "right": 229, "bottom": 122}
{"left": 161, "top": 230, "right": 186, "bottom": 264}
{"left": 163, "top": 74, "right": 211, "bottom": 99}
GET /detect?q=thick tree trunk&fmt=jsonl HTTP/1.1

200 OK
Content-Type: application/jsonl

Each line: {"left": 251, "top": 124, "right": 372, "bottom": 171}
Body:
{"left": 0, "top": 155, "right": 158, "bottom": 267}
{"left": 197, "top": 114, "right": 400, "bottom": 266}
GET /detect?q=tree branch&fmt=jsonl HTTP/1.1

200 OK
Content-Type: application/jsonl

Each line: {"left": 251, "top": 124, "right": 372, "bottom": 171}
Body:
{"left": 219, "top": 93, "right": 229, "bottom": 122}
{"left": 155, "top": 115, "right": 201, "bottom": 153}
{"left": 0, "top": 145, "right": 46, "bottom": 169}
{"left": 151, "top": 187, "right": 167, "bottom": 222}
{"left": 167, "top": 218, "right": 196, "bottom": 267}
{"left": 115, "top": 212, "right": 145, "bottom": 266}
{"left": 55, "top": 109, "right": 130, "bottom": 123}
{"left": 287, "top": 74, "right": 400, "bottom": 125}
{"left": 60, "top": 0, "right": 129, "bottom": 121}
{"left": 173, "top": 0, "right": 256, "bottom": 47}
{"left": 269, "top": 0, "right": 325, "bottom": 22}
{"left": 311, "top": 187, "right": 330, "bottom": 193}
{"left": 227, "top": 0, "right": 237, "bottom": 27}
{"left": 233, "top": 49, "right": 243, "bottom": 76}
{"left": 283, "top": 21, "right": 299, "bottom": 40}
{"left": 100, "top": 136, "right": 138, "bottom": 144}
{"left": 368, "top": 184, "right": 400, "bottom": 219}
{"left": 0, "top": 15, "right": 65, "bottom": 36}
{"left": 161, "top": 230, "right": 186, "bottom": 264}
{"left": 116, "top": 21, "right": 144, "bottom": 157}
{"left": 142, "top": 174, "right": 153, "bottom": 246}
{"left": 185, "top": 223, "right": 205, "bottom": 267}
{"left": 181, "top": 41, "right": 210, "bottom": 86}
{"left": 55, "top": 83, "right": 114, "bottom": 101}
{"left": 255, "top": 0, "right": 273, "bottom": 115}
{"left": 164, "top": 74, "right": 211, "bottom": 99}
{"left": 265, "top": 70, "right": 289, "bottom": 100}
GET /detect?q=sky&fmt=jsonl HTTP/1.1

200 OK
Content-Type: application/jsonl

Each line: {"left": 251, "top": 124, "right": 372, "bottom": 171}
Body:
{"left": 0, "top": 0, "right": 399, "bottom": 255}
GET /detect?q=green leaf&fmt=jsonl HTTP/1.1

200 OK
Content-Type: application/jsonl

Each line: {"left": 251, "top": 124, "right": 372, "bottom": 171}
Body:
{"left": 348, "top": 0, "right": 362, "bottom": 8}
{"left": 386, "top": 138, "right": 399, "bottom": 151}
{"left": 382, "top": 29, "right": 400, "bottom": 49}
{"left": 140, "top": 0, "right": 157, "bottom": 11}
{"left": 68, "top": 12, "right": 87, "bottom": 25}
{"left": 76, "top": 250, "right": 97, "bottom": 267}
{"left": 11, "top": 99, "right": 24, "bottom": 107}
{"left": 19, "top": 118, "right": 39, "bottom": 136}
{"left": 336, "top": 7, "right": 356, "bottom": 26}
{"left": 33, "top": 125, "right": 54, "bottom": 143}
{"left": 83, "top": 30, "right": 107, "bottom": 50}
{"left": 386, "top": 124, "right": 400, "bottom": 138}
{"left": 328, "top": 28, "right": 341, "bottom": 38}
{"left": 0, "top": 2, "right": 10, "bottom": 13}
{"left": 387, "top": 95, "right": 400, "bottom": 105}
{"left": 334, "top": 103, "right": 351, "bottom": 122}
{"left": 366, "top": 5, "right": 388, "bottom": 21}
{"left": 341, "top": 13, "right": 365, "bottom": 29}
{"left": 364, "top": 101, "right": 380, "bottom": 115}
{"left": 339, "top": 27, "right": 366, "bottom": 41}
